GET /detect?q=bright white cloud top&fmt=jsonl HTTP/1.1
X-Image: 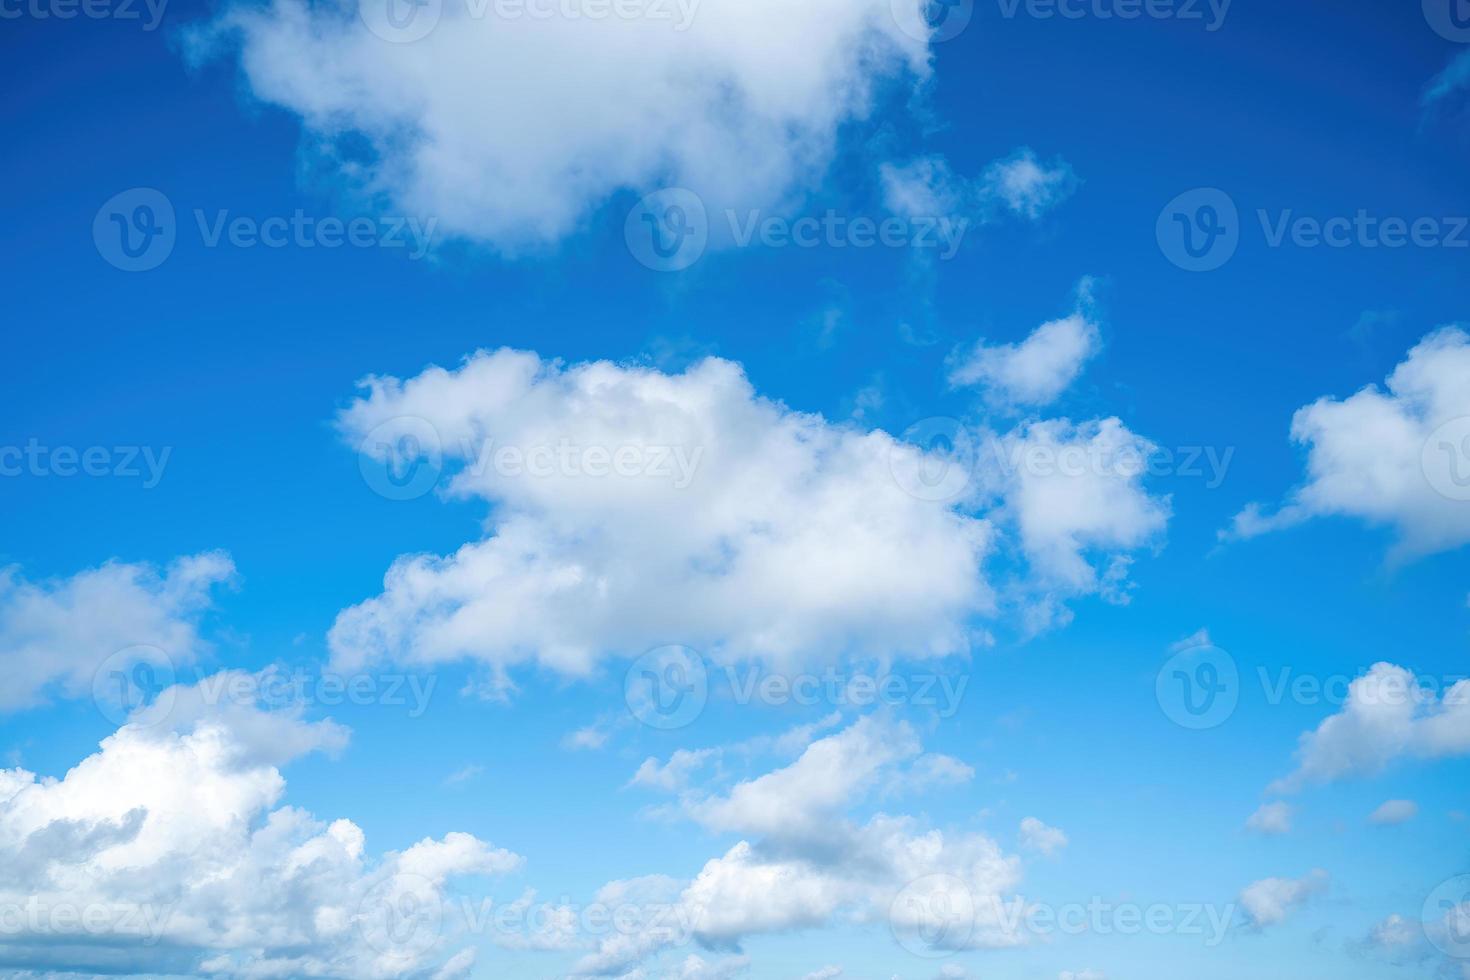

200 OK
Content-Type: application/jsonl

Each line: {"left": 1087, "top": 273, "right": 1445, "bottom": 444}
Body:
{"left": 188, "top": 0, "right": 938, "bottom": 246}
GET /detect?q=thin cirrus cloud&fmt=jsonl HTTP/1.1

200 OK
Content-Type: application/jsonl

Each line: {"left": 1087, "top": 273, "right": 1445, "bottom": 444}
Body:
{"left": 1226, "top": 327, "right": 1470, "bottom": 560}
{"left": 880, "top": 148, "right": 1079, "bottom": 225}
{"left": 184, "top": 0, "right": 937, "bottom": 248}
{"left": 330, "top": 347, "right": 1169, "bottom": 683}
{"left": 0, "top": 552, "right": 235, "bottom": 712}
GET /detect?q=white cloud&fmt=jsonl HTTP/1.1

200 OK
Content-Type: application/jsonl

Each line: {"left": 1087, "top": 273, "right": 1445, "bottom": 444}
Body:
{"left": 979, "top": 148, "right": 1079, "bottom": 219}
{"left": 0, "top": 552, "right": 235, "bottom": 711}
{"left": 1059, "top": 971, "right": 1106, "bottom": 980}
{"left": 331, "top": 348, "right": 1169, "bottom": 678}
{"left": 331, "top": 351, "right": 996, "bottom": 677}
{"left": 948, "top": 279, "right": 1102, "bottom": 409}
{"left": 188, "top": 0, "right": 934, "bottom": 248}
{"left": 1365, "top": 913, "right": 1420, "bottom": 949}
{"left": 801, "top": 967, "right": 843, "bottom": 980}
{"left": 0, "top": 676, "right": 520, "bottom": 978}
{"left": 1367, "top": 799, "right": 1418, "bottom": 826}
{"left": 1270, "top": 663, "right": 1470, "bottom": 793}
{"left": 1245, "top": 802, "right": 1293, "bottom": 836}
{"left": 573, "top": 717, "right": 1026, "bottom": 974}
{"left": 1237, "top": 870, "right": 1328, "bottom": 929}
{"left": 1018, "top": 816, "right": 1068, "bottom": 857}
{"left": 1227, "top": 327, "right": 1470, "bottom": 559}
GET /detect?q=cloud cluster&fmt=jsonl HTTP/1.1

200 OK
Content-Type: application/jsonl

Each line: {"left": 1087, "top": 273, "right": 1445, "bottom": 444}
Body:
{"left": 880, "top": 148, "right": 1078, "bottom": 226}
{"left": 1270, "top": 662, "right": 1470, "bottom": 793}
{"left": 0, "top": 678, "right": 519, "bottom": 978}
{"left": 0, "top": 552, "right": 235, "bottom": 712}
{"left": 188, "top": 0, "right": 935, "bottom": 247}
{"left": 1237, "top": 870, "right": 1328, "bottom": 929}
{"left": 1228, "top": 327, "right": 1470, "bottom": 559}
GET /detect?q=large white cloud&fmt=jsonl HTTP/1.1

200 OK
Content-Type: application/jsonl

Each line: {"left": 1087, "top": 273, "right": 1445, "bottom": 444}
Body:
{"left": 331, "top": 350, "right": 995, "bottom": 677}
{"left": 1269, "top": 662, "right": 1470, "bottom": 793}
{"left": 0, "top": 676, "right": 520, "bottom": 979}
{"left": 330, "top": 349, "right": 1169, "bottom": 679}
{"left": 187, "top": 0, "right": 934, "bottom": 247}
{"left": 0, "top": 552, "right": 235, "bottom": 712}
{"left": 1228, "top": 327, "right": 1470, "bottom": 559}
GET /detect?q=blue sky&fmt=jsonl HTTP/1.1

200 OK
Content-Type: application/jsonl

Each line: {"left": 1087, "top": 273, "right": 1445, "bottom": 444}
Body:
{"left": 3, "top": 0, "right": 1470, "bottom": 978}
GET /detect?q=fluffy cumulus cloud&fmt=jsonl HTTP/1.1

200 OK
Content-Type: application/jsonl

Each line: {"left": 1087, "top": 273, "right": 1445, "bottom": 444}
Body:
{"left": 880, "top": 147, "right": 1077, "bottom": 225}
{"left": 1237, "top": 870, "right": 1328, "bottom": 929}
{"left": 186, "top": 0, "right": 936, "bottom": 247}
{"left": 1228, "top": 327, "right": 1470, "bottom": 559}
{"left": 560, "top": 716, "right": 1029, "bottom": 975}
{"left": 0, "top": 677, "right": 520, "bottom": 978}
{"left": 0, "top": 552, "right": 235, "bottom": 712}
{"left": 331, "top": 350, "right": 995, "bottom": 677}
{"left": 948, "top": 279, "right": 1102, "bottom": 410}
{"left": 332, "top": 347, "right": 1168, "bottom": 680}
{"left": 1269, "top": 662, "right": 1470, "bottom": 793}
